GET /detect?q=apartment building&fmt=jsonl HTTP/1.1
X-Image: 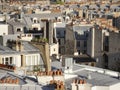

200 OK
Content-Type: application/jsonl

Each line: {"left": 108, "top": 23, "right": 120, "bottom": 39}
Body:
{"left": 0, "top": 40, "right": 45, "bottom": 71}
{"left": 87, "top": 25, "right": 120, "bottom": 71}
{"left": 51, "top": 59, "right": 120, "bottom": 90}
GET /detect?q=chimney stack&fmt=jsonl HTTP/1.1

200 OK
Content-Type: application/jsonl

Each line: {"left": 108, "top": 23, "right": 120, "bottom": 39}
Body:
{"left": 87, "top": 72, "right": 92, "bottom": 79}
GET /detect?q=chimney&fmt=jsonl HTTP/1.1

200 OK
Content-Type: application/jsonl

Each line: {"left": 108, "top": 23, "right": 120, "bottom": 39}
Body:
{"left": 12, "top": 41, "right": 19, "bottom": 51}
{"left": 19, "top": 42, "right": 24, "bottom": 51}
{"left": 87, "top": 72, "right": 92, "bottom": 79}
{"left": 71, "top": 81, "right": 77, "bottom": 90}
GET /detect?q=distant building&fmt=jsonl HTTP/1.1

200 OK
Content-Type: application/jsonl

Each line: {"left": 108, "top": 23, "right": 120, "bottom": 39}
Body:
{"left": 7, "top": 19, "right": 25, "bottom": 35}
{"left": 0, "top": 69, "right": 54, "bottom": 90}
{"left": 73, "top": 24, "right": 93, "bottom": 54}
{"left": 0, "top": 24, "right": 8, "bottom": 35}
{"left": 54, "top": 22, "right": 66, "bottom": 55}
{"left": 87, "top": 26, "right": 120, "bottom": 71}
{"left": 51, "top": 60, "right": 120, "bottom": 90}
{"left": 113, "top": 14, "right": 120, "bottom": 30}
{"left": 0, "top": 40, "right": 45, "bottom": 71}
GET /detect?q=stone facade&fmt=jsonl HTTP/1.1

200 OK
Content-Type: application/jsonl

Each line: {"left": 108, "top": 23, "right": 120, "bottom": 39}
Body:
{"left": 87, "top": 26, "right": 120, "bottom": 71}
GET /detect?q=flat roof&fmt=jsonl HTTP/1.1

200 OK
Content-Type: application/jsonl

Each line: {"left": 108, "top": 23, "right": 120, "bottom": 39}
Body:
{"left": 51, "top": 61, "right": 120, "bottom": 86}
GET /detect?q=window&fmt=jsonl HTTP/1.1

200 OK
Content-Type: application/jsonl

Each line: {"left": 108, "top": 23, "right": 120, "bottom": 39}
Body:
{"left": 77, "top": 41, "right": 80, "bottom": 47}
{"left": 33, "top": 28, "right": 38, "bottom": 31}
{"left": 2, "top": 58, "right": 4, "bottom": 64}
{"left": 5, "top": 58, "right": 9, "bottom": 65}
{"left": 36, "top": 55, "right": 39, "bottom": 65}
{"left": 10, "top": 57, "right": 13, "bottom": 64}
{"left": 103, "top": 36, "right": 109, "bottom": 52}
{"left": 34, "top": 20, "right": 37, "bottom": 23}
{"left": 32, "top": 56, "right": 35, "bottom": 65}
{"left": 83, "top": 50, "right": 86, "bottom": 54}
{"left": 84, "top": 41, "right": 87, "bottom": 47}
{"left": 17, "top": 28, "right": 21, "bottom": 32}
{"left": 58, "top": 39, "right": 61, "bottom": 45}
{"left": 28, "top": 34, "right": 31, "bottom": 37}
{"left": 103, "top": 54, "right": 108, "bottom": 69}
{"left": 78, "top": 50, "right": 80, "bottom": 54}
{"left": 57, "top": 31, "right": 60, "bottom": 37}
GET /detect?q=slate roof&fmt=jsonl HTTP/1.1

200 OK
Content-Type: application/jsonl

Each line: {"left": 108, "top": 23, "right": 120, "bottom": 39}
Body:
{"left": 89, "top": 5, "right": 99, "bottom": 10}
{"left": 7, "top": 19, "right": 25, "bottom": 27}
{"left": 0, "top": 41, "right": 40, "bottom": 55}
{"left": 26, "top": 13, "right": 62, "bottom": 19}
{"left": 0, "top": 44, "right": 19, "bottom": 55}
{"left": 51, "top": 61, "right": 120, "bottom": 87}
{"left": 69, "top": 4, "right": 79, "bottom": 9}
{"left": 20, "top": 41, "right": 40, "bottom": 54}
{"left": 73, "top": 25, "right": 92, "bottom": 36}
{"left": 75, "top": 70, "right": 120, "bottom": 86}
{"left": 22, "top": 13, "right": 62, "bottom": 29}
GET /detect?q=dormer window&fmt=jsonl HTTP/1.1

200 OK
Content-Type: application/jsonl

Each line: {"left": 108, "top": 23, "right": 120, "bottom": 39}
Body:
{"left": 34, "top": 19, "right": 37, "bottom": 23}
{"left": 33, "top": 18, "right": 38, "bottom": 23}
{"left": 17, "top": 28, "right": 22, "bottom": 32}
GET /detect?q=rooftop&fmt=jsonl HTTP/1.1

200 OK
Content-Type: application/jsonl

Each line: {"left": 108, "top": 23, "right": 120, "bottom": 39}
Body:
{"left": 51, "top": 61, "right": 120, "bottom": 87}
{"left": 0, "top": 44, "right": 19, "bottom": 55}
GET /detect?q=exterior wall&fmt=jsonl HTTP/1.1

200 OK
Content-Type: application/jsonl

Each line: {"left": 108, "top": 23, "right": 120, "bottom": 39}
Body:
{"left": 19, "top": 34, "right": 33, "bottom": 41}
{"left": 93, "top": 28, "right": 104, "bottom": 68}
{"left": 0, "top": 15, "right": 6, "bottom": 22}
{"left": 35, "top": 10, "right": 51, "bottom": 14}
{"left": 94, "top": 28, "right": 103, "bottom": 58}
{"left": 87, "top": 27, "right": 120, "bottom": 70}
{"left": 38, "top": 75, "right": 64, "bottom": 85}
{"left": 0, "top": 24, "right": 8, "bottom": 35}
{"left": 64, "top": 58, "right": 73, "bottom": 73}
{"left": 108, "top": 32, "right": 120, "bottom": 71}
{"left": 58, "top": 38, "right": 65, "bottom": 55}
{"left": 0, "top": 53, "right": 44, "bottom": 68}
{"left": 36, "top": 0, "right": 50, "bottom": 5}
{"left": 0, "top": 84, "right": 43, "bottom": 90}
{"left": 87, "top": 28, "right": 96, "bottom": 57}
{"left": 65, "top": 25, "right": 75, "bottom": 55}
{"left": 31, "top": 43, "right": 51, "bottom": 71}
{"left": 110, "top": 83, "right": 120, "bottom": 90}
{"left": 76, "top": 39, "right": 86, "bottom": 54}
{"left": 53, "top": 76, "right": 64, "bottom": 81}
{"left": 92, "top": 86, "right": 109, "bottom": 90}
{"left": 0, "top": 35, "right": 18, "bottom": 46}
{"left": 14, "top": 26, "right": 24, "bottom": 34}
{"left": 71, "top": 83, "right": 92, "bottom": 90}
{"left": 24, "top": 53, "right": 44, "bottom": 71}
{"left": 79, "top": 9, "right": 83, "bottom": 18}
{"left": 71, "top": 83, "right": 77, "bottom": 90}
{"left": 108, "top": 53, "right": 120, "bottom": 71}
{"left": 0, "top": 54, "right": 21, "bottom": 67}
{"left": 113, "top": 16, "right": 120, "bottom": 30}
{"left": 25, "top": 53, "right": 42, "bottom": 66}
{"left": 87, "top": 28, "right": 110, "bottom": 68}
{"left": 38, "top": 76, "right": 53, "bottom": 85}
{"left": 78, "top": 84, "right": 92, "bottom": 90}
{"left": 48, "top": 20, "right": 54, "bottom": 44}
{"left": 50, "top": 43, "right": 59, "bottom": 57}
{"left": 32, "top": 24, "right": 41, "bottom": 30}
{"left": 15, "top": 55, "right": 21, "bottom": 67}
{"left": 54, "top": 22, "right": 66, "bottom": 55}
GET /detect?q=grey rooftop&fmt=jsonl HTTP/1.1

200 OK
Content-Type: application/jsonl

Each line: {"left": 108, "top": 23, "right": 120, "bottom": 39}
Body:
{"left": 51, "top": 61, "right": 120, "bottom": 87}
{"left": 0, "top": 44, "right": 19, "bottom": 55}
{"left": 25, "top": 13, "right": 62, "bottom": 19}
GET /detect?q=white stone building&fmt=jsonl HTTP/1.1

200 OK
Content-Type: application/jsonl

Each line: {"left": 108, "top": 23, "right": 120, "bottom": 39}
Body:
{"left": 0, "top": 24, "right": 8, "bottom": 35}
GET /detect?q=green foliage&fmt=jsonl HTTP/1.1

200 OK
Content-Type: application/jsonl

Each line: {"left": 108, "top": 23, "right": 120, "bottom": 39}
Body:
{"left": 31, "top": 37, "right": 48, "bottom": 43}
{"left": 56, "top": 0, "right": 64, "bottom": 5}
{"left": 33, "top": 65, "right": 40, "bottom": 72}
